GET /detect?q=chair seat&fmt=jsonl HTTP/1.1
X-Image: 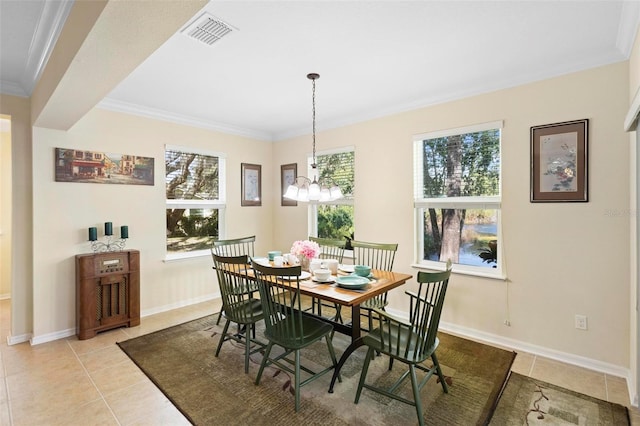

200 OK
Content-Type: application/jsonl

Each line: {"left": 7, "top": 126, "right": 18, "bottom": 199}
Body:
{"left": 363, "top": 324, "right": 439, "bottom": 364}
{"left": 362, "top": 298, "right": 388, "bottom": 310}
{"left": 265, "top": 316, "right": 333, "bottom": 350}
{"left": 223, "top": 298, "right": 264, "bottom": 324}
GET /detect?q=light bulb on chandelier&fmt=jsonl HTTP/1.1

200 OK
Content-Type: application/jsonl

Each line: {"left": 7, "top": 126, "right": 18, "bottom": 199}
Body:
{"left": 283, "top": 73, "right": 344, "bottom": 203}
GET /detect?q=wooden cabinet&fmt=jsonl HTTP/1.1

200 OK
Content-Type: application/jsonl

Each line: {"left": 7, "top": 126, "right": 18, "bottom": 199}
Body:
{"left": 75, "top": 250, "right": 140, "bottom": 340}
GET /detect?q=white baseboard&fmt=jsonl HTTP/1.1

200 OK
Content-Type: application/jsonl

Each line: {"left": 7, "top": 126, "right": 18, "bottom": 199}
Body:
{"left": 0, "top": 293, "right": 10, "bottom": 300}
{"left": 7, "top": 332, "right": 31, "bottom": 345}
{"left": 30, "top": 327, "right": 76, "bottom": 345}
{"left": 385, "top": 306, "right": 635, "bottom": 406}
{"left": 140, "top": 292, "right": 219, "bottom": 318}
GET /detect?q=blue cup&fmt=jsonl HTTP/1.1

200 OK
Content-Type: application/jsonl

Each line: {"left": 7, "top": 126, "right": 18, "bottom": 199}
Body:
{"left": 268, "top": 251, "right": 282, "bottom": 261}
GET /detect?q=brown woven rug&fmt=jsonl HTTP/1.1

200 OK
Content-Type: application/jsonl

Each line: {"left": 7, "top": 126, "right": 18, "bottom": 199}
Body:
{"left": 118, "top": 312, "right": 514, "bottom": 425}
{"left": 490, "top": 372, "right": 630, "bottom": 425}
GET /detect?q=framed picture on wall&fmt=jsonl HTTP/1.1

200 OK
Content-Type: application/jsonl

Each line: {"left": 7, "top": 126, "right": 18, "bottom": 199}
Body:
{"left": 54, "top": 148, "right": 154, "bottom": 185}
{"left": 530, "top": 119, "right": 588, "bottom": 202}
{"left": 241, "top": 163, "right": 261, "bottom": 206}
{"left": 281, "top": 163, "right": 297, "bottom": 206}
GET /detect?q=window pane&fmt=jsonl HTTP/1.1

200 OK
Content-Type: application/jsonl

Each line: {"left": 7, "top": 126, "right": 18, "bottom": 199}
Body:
{"left": 166, "top": 208, "right": 219, "bottom": 254}
{"left": 317, "top": 151, "right": 354, "bottom": 197}
{"left": 422, "top": 130, "right": 500, "bottom": 198}
{"left": 422, "top": 208, "right": 497, "bottom": 268}
{"left": 165, "top": 150, "right": 219, "bottom": 200}
{"left": 318, "top": 205, "right": 354, "bottom": 240}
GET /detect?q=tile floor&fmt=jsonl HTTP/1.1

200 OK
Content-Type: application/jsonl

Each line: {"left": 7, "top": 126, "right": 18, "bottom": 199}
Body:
{"left": 0, "top": 297, "right": 638, "bottom": 425}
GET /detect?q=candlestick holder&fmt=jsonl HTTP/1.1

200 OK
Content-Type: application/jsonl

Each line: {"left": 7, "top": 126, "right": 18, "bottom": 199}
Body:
{"left": 90, "top": 235, "right": 127, "bottom": 253}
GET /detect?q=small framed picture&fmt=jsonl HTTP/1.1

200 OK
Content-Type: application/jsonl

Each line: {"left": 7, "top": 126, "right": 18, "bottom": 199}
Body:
{"left": 530, "top": 119, "right": 588, "bottom": 202}
{"left": 281, "top": 163, "right": 297, "bottom": 206}
{"left": 241, "top": 163, "right": 261, "bottom": 206}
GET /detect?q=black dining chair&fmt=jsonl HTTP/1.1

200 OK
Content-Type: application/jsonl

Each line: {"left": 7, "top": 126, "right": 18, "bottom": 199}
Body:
{"left": 251, "top": 260, "right": 341, "bottom": 412}
{"left": 354, "top": 264, "right": 452, "bottom": 426}
{"left": 211, "top": 254, "right": 265, "bottom": 373}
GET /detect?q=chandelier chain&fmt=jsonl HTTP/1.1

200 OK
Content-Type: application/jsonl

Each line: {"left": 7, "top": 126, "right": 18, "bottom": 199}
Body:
{"left": 311, "top": 76, "right": 317, "bottom": 169}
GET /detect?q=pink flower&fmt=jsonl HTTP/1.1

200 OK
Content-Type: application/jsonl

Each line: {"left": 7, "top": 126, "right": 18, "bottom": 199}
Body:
{"left": 290, "top": 240, "right": 320, "bottom": 259}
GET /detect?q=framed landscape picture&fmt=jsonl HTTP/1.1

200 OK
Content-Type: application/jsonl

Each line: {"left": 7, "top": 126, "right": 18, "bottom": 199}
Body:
{"left": 530, "top": 119, "right": 588, "bottom": 202}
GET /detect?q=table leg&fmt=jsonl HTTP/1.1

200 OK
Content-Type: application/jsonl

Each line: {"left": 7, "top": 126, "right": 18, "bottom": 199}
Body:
{"left": 328, "top": 304, "right": 363, "bottom": 393}
{"left": 351, "top": 304, "right": 361, "bottom": 340}
{"left": 329, "top": 335, "right": 365, "bottom": 393}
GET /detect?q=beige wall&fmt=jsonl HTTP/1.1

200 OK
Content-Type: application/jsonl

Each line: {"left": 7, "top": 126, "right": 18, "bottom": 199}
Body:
{"left": 628, "top": 23, "right": 640, "bottom": 405}
{"left": 31, "top": 108, "right": 273, "bottom": 340}
{"left": 0, "top": 94, "right": 32, "bottom": 342}
{"left": 0, "top": 121, "right": 11, "bottom": 298}
{"left": 275, "top": 62, "right": 630, "bottom": 371}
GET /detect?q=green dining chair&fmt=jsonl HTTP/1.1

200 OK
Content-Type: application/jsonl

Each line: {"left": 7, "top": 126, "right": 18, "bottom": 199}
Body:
{"left": 212, "top": 254, "right": 265, "bottom": 373}
{"left": 309, "top": 236, "right": 346, "bottom": 322}
{"left": 211, "top": 235, "right": 256, "bottom": 257}
{"left": 251, "top": 260, "right": 341, "bottom": 412}
{"left": 351, "top": 240, "right": 398, "bottom": 331}
{"left": 211, "top": 235, "right": 256, "bottom": 324}
{"left": 354, "top": 265, "right": 452, "bottom": 426}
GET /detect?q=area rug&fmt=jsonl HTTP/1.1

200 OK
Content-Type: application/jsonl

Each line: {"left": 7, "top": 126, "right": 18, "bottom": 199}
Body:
{"left": 490, "top": 372, "right": 630, "bottom": 425}
{"left": 118, "top": 313, "right": 515, "bottom": 425}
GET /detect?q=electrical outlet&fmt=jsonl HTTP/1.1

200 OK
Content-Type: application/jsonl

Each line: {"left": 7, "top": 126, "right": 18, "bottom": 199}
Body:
{"left": 575, "top": 314, "right": 588, "bottom": 330}
{"left": 503, "top": 319, "right": 511, "bottom": 326}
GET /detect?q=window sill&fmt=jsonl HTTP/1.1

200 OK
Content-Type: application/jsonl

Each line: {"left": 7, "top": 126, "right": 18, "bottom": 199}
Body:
{"left": 165, "top": 250, "right": 211, "bottom": 262}
{"left": 410, "top": 263, "right": 507, "bottom": 281}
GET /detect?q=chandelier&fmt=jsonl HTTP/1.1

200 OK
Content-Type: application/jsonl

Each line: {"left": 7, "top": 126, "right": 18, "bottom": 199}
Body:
{"left": 283, "top": 73, "right": 343, "bottom": 203}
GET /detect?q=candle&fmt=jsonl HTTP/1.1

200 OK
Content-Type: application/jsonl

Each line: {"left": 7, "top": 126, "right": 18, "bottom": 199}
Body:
{"left": 104, "top": 222, "right": 113, "bottom": 236}
{"left": 120, "top": 225, "right": 129, "bottom": 239}
{"left": 88, "top": 227, "right": 97, "bottom": 241}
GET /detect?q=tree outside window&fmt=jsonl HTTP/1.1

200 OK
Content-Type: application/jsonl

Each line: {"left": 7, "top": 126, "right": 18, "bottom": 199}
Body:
{"left": 414, "top": 122, "right": 502, "bottom": 275}
{"left": 313, "top": 150, "right": 354, "bottom": 245}
{"left": 165, "top": 147, "right": 225, "bottom": 257}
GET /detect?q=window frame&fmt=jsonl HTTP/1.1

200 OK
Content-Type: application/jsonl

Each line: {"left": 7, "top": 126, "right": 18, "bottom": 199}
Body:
{"left": 308, "top": 146, "right": 355, "bottom": 239}
{"left": 165, "top": 144, "right": 226, "bottom": 261}
{"left": 412, "top": 121, "right": 505, "bottom": 279}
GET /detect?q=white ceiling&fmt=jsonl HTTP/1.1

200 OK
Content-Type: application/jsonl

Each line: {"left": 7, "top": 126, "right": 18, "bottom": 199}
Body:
{"left": 1, "top": 1, "right": 639, "bottom": 141}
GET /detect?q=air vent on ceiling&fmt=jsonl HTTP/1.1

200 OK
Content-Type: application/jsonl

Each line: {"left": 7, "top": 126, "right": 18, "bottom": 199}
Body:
{"left": 182, "top": 12, "right": 234, "bottom": 46}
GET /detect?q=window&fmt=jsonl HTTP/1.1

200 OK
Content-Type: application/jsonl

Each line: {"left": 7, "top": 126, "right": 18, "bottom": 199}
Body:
{"left": 309, "top": 148, "right": 355, "bottom": 244}
{"left": 413, "top": 121, "right": 503, "bottom": 278}
{"left": 165, "top": 145, "right": 226, "bottom": 259}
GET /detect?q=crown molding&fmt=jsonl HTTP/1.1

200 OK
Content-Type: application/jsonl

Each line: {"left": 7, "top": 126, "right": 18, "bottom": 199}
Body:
{"left": 98, "top": 98, "right": 274, "bottom": 142}
{"left": 22, "top": 0, "right": 73, "bottom": 96}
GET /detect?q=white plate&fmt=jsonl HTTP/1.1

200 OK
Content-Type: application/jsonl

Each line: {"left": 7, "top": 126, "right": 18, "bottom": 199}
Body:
{"left": 252, "top": 257, "right": 270, "bottom": 266}
{"left": 281, "top": 271, "right": 311, "bottom": 281}
{"left": 312, "top": 276, "right": 336, "bottom": 284}
{"left": 339, "top": 264, "right": 355, "bottom": 273}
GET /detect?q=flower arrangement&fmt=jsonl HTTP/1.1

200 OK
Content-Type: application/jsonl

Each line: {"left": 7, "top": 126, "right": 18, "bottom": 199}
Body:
{"left": 290, "top": 240, "right": 320, "bottom": 259}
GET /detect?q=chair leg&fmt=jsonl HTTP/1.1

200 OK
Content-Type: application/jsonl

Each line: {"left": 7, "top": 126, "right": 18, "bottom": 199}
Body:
{"left": 431, "top": 352, "right": 449, "bottom": 393}
{"left": 325, "top": 335, "right": 341, "bottom": 383}
{"left": 294, "top": 349, "right": 301, "bottom": 412}
{"left": 216, "top": 308, "right": 224, "bottom": 325}
{"left": 355, "top": 347, "right": 375, "bottom": 403}
{"left": 388, "top": 356, "right": 394, "bottom": 371}
{"left": 215, "top": 318, "right": 231, "bottom": 357}
{"left": 255, "top": 342, "right": 273, "bottom": 385}
{"left": 244, "top": 324, "right": 251, "bottom": 373}
{"left": 409, "top": 364, "right": 425, "bottom": 426}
